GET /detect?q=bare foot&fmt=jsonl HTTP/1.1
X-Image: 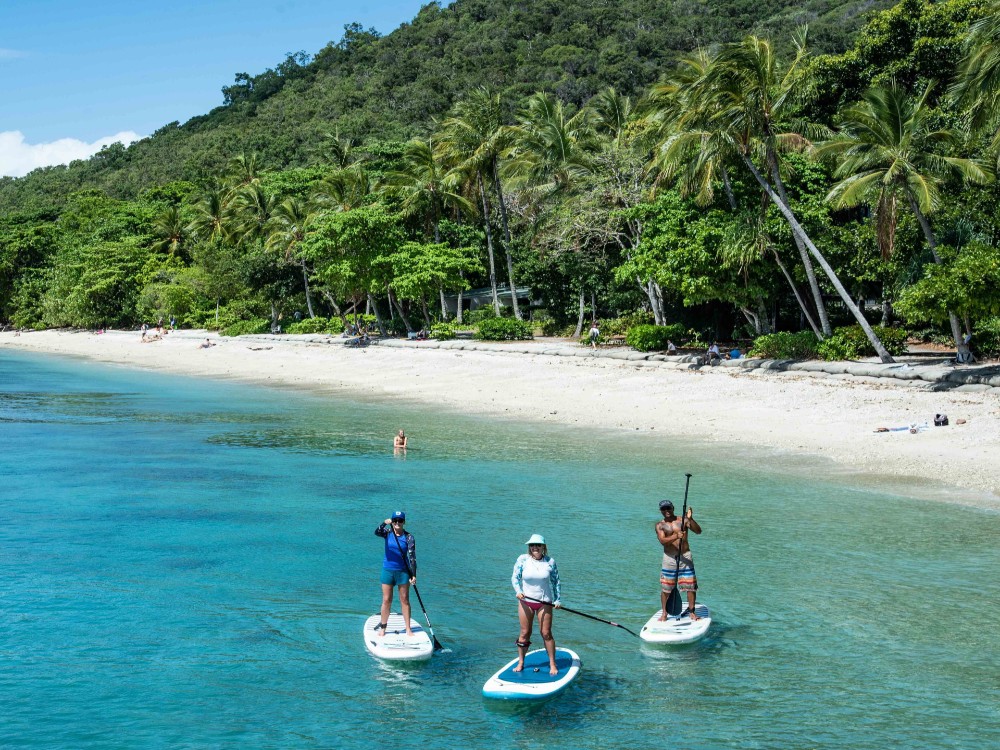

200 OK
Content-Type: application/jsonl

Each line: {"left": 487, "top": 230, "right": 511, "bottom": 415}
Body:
{"left": 376, "top": 624, "right": 387, "bottom": 637}
{"left": 549, "top": 665, "right": 558, "bottom": 676}
{"left": 513, "top": 663, "right": 524, "bottom": 673}
{"left": 405, "top": 630, "right": 414, "bottom": 637}
{"left": 658, "top": 611, "right": 668, "bottom": 622}
{"left": 689, "top": 610, "right": 700, "bottom": 621}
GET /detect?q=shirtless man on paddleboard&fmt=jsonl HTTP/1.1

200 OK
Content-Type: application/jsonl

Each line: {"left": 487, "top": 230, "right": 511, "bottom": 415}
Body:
{"left": 655, "top": 499, "right": 702, "bottom": 620}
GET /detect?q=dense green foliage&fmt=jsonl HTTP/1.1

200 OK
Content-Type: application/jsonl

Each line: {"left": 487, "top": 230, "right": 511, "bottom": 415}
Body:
{"left": 3, "top": 0, "right": 1000, "bottom": 363}
{"left": 625, "top": 324, "right": 686, "bottom": 352}
{"left": 475, "top": 317, "right": 534, "bottom": 340}
{"left": 816, "top": 325, "right": 910, "bottom": 360}
{"left": 749, "top": 331, "right": 821, "bottom": 359}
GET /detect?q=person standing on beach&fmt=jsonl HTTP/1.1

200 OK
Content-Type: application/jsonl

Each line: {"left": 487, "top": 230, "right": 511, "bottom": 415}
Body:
{"left": 656, "top": 499, "right": 702, "bottom": 620}
{"left": 512, "top": 534, "right": 562, "bottom": 675}
{"left": 374, "top": 511, "right": 416, "bottom": 637}
{"left": 588, "top": 322, "right": 600, "bottom": 349}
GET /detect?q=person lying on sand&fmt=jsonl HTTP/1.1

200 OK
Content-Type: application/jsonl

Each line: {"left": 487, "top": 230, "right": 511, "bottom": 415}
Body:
{"left": 198, "top": 339, "right": 216, "bottom": 349}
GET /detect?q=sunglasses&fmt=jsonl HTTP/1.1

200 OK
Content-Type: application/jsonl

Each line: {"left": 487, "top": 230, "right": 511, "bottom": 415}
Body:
{"left": 391, "top": 518, "right": 405, "bottom": 523}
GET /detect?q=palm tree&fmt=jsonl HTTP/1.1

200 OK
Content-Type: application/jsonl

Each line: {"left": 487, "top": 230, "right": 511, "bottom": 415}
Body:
{"left": 151, "top": 205, "right": 190, "bottom": 257}
{"left": 224, "top": 152, "right": 263, "bottom": 190}
{"left": 189, "top": 186, "right": 232, "bottom": 244}
{"left": 380, "top": 137, "right": 472, "bottom": 318}
{"left": 507, "top": 93, "right": 597, "bottom": 196}
{"left": 440, "top": 88, "right": 523, "bottom": 317}
{"left": 669, "top": 33, "right": 893, "bottom": 360}
{"left": 266, "top": 198, "right": 316, "bottom": 318}
{"left": 954, "top": 3, "right": 1000, "bottom": 153}
{"left": 818, "top": 82, "right": 991, "bottom": 357}
{"left": 312, "top": 166, "right": 372, "bottom": 213}
{"left": 229, "top": 183, "right": 277, "bottom": 245}
{"left": 644, "top": 50, "right": 824, "bottom": 337}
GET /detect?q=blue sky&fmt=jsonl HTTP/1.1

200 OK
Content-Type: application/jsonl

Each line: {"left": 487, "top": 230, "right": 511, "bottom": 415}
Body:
{"left": 0, "top": 0, "right": 427, "bottom": 176}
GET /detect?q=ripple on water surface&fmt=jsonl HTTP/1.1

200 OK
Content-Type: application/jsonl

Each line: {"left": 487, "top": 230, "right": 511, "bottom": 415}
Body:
{"left": 0, "top": 350, "right": 997, "bottom": 749}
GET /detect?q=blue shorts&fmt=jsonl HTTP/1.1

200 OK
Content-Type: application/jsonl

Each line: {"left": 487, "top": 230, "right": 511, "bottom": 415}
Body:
{"left": 380, "top": 569, "right": 410, "bottom": 586}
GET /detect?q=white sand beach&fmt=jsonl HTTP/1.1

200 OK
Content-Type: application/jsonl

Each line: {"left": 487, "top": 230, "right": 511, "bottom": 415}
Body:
{"left": 3, "top": 329, "right": 998, "bottom": 506}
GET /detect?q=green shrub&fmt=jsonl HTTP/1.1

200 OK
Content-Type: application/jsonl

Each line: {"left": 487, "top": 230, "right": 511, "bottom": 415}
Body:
{"left": 625, "top": 323, "right": 686, "bottom": 352}
{"left": 345, "top": 314, "right": 377, "bottom": 333}
{"left": 602, "top": 311, "right": 655, "bottom": 337}
{"left": 476, "top": 317, "right": 534, "bottom": 341}
{"left": 816, "top": 325, "right": 909, "bottom": 361}
{"left": 972, "top": 317, "right": 1000, "bottom": 359}
{"left": 430, "top": 322, "right": 457, "bottom": 340}
{"left": 466, "top": 306, "right": 498, "bottom": 324}
{"left": 221, "top": 318, "right": 270, "bottom": 336}
{"left": 286, "top": 316, "right": 334, "bottom": 334}
{"left": 749, "top": 331, "right": 819, "bottom": 359}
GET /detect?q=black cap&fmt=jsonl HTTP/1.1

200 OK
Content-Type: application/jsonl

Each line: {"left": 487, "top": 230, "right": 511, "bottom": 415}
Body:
{"left": 659, "top": 500, "right": 674, "bottom": 511}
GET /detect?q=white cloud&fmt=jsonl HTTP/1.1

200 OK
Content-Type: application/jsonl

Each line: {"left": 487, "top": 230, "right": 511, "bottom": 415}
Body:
{"left": 0, "top": 48, "right": 26, "bottom": 59}
{"left": 0, "top": 130, "right": 143, "bottom": 178}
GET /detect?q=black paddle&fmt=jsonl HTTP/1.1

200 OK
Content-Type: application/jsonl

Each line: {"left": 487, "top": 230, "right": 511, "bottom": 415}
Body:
{"left": 665, "top": 473, "right": 693, "bottom": 618}
{"left": 390, "top": 524, "right": 444, "bottom": 651}
{"left": 521, "top": 595, "right": 639, "bottom": 638}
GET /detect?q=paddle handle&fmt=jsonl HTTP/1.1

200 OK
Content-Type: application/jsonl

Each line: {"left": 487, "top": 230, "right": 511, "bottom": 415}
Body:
{"left": 521, "top": 595, "right": 639, "bottom": 638}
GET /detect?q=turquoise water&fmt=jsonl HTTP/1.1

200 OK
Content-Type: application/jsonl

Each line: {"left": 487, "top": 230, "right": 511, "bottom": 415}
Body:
{"left": 1, "top": 351, "right": 997, "bottom": 749}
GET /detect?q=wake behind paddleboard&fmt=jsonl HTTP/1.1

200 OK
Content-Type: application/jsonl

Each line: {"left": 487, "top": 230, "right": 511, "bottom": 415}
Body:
{"left": 364, "top": 613, "right": 433, "bottom": 661}
{"left": 639, "top": 604, "right": 711, "bottom": 644}
{"left": 482, "top": 647, "right": 581, "bottom": 700}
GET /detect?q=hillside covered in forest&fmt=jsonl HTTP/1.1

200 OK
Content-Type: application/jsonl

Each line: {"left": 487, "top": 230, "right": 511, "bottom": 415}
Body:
{"left": 0, "top": 0, "right": 890, "bottom": 211}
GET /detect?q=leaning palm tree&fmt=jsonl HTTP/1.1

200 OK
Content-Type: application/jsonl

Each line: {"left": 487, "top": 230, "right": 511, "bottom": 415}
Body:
{"left": 818, "top": 82, "right": 992, "bottom": 357}
{"left": 682, "top": 33, "right": 893, "bottom": 361}
{"left": 266, "top": 198, "right": 316, "bottom": 318}
{"left": 439, "top": 88, "right": 521, "bottom": 317}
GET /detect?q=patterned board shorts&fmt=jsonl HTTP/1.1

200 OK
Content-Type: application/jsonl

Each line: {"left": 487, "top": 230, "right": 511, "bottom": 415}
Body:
{"left": 660, "top": 553, "right": 697, "bottom": 593}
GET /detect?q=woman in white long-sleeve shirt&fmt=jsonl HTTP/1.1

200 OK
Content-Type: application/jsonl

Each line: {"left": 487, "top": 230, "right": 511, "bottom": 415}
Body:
{"left": 511, "top": 533, "right": 562, "bottom": 675}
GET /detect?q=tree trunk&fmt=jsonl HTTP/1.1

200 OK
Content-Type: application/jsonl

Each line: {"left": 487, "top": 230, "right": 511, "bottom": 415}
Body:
{"left": 743, "top": 154, "right": 893, "bottom": 363}
{"left": 639, "top": 277, "right": 664, "bottom": 325}
{"left": 721, "top": 166, "right": 738, "bottom": 211}
{"left": 491, "top": 161, "right": 521, "bottom": 319}
{"left": 573, "top": 289, "right": 586, "bottom": 338}
{"left": 320, "top": 290, "right": 348, "bottom": 330}
{"left": 367, "top": 292, "right": 387, "bottom": 337}
{"left": 767, "top": 152, "right": 832, "bottom": 336}
{"left": 388, "top": 287, "right": 413, "bottom": 332}
{"left": 420, "top": 294, "right": 432, "bottom": 327}
{"left": 301, "top": 259, "right": 315, "bottom": 318}
{"left": 477, "top": 173, "right": 502, "bottom": 315}
{"left": 590, "top": 290, "right": 597, "bottom": 323}
{"left": 771, "top": 246, "right": 822, "bottom": 338}
{"left": 439, "top": 287, "right": 448, "bottom": 321}
{"left": 905, "top": 191, "right": 968, "bottom": 360}
{"left": 739, "top": 306, "right": 761, "bottom": 335}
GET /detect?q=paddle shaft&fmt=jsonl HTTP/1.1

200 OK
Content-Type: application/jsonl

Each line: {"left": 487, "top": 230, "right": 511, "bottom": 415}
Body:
{"left": 389, "top": 526, "right": 444, "bottom": 651}
{"left": 521, "top": 595, "right": 639, "bottom": 638}
{"left": 666, "top": 473, "right": 693, "bottom": 616}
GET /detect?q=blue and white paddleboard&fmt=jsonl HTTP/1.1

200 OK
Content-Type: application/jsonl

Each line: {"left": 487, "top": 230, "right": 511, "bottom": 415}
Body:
{"left": 482, "top": 647, "right": 581, "bottom": 700}
{"left": 639, "top": 604, "right": 711, "bottom": 644}
{"left": 364, "top": 613, "right": 434, "bottom": 661}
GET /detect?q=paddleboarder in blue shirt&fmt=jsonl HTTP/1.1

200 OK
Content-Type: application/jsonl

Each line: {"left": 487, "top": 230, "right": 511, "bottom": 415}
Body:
{"left": 512, "top": 534, "right": 562, "bottom": 675}
{"left": 375, "top": 511, "right": 417, "bottom": 637}
{"left": 656, "top": 499, "right": 702, "bottom": 620}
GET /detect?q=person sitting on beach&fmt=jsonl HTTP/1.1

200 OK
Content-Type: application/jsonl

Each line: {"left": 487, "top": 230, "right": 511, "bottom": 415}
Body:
{"left": 394, "top": 430, "right": 407, "bottom": 449}
{"left": 706, "top": 342, "right": 721, "bottom": 363}
{"left": 198, "top": 338, "right": 215, "bottom": 349}
{"left": 667, "top": 340, "right": 677, "bottom": 355}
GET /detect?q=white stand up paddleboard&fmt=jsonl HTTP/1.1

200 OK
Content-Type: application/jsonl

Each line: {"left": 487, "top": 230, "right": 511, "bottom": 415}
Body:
{"left": 482, "top": 647, "right": 581, "bottom": 700}
{"left": 363, "top": 613, "right": 434, "bottom": 661}
{"left": 639, "top": 604, "right": 711, "bottom": 645}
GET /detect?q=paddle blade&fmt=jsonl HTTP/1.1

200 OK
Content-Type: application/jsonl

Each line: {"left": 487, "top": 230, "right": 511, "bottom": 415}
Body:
{"left": 666, "top": 587, "right": 683, "bottom": 617}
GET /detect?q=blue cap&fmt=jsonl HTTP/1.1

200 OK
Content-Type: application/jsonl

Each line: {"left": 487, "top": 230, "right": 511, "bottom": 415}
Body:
{"left": 391, "top": 511, "right": 406, "bottom": 521}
